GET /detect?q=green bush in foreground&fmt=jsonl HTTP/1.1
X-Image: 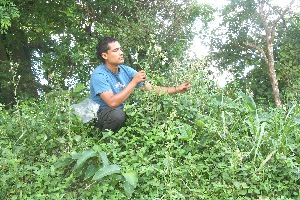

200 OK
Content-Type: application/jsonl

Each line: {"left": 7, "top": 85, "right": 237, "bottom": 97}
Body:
{"left": 1, "top": 65, "right": 299, "bottom": 199}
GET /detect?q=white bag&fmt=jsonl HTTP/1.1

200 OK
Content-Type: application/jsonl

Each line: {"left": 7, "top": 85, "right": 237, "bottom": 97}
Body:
{"left": 71, "top": 98, "right": 99, "bottom": 123}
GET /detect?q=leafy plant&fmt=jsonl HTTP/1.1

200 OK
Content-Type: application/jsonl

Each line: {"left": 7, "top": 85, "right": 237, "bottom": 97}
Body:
{"left": 1, "top": 58, "right": 299, "bottom": 199}
{"left": 56, "top": 147, "right": 138, "bottom": 198}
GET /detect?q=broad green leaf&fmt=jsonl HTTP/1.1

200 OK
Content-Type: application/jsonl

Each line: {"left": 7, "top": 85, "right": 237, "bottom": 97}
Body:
{"left": 70, "top": 151, "right": 81, "bottom": 159}
{"left": 54, "top": 157, "right": 74, "bottom": 169}
{"left": 92, "top": 164, "right": 121, "bottom": 180}
{"left": 102, "top": 131, "right": 113, "bottom": 139}
{"left": 99, "top": 151, "right": 109, "bottom": 167}
{"left": 122, "top": 170, "right": 138, "bottom": 188}
{"left": 124, "top": 181, "right": 135, "bottom": 198}
{"left": 84, "top": 164, "right": 98, "bottom": 180}
{"left": 242, "top": 94, "right": 256, "bottom": 110}
{"left": 73, "top": 150, "right": 97, "bottom": 170}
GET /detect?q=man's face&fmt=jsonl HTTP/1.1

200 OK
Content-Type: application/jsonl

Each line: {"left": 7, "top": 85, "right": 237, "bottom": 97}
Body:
{"left": 101, "top": 41, "right": 124, "bottom": 65}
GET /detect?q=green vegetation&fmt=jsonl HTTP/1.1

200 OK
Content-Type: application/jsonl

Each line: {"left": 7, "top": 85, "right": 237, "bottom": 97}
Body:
{"left": 1, "top": 62, "right": 300, "bottom": 199}
{"left": 209, "top": 0, "right": 300, "bottom": 107}
{"left": 1, "top": 0, "right": 300, "bottom": 199}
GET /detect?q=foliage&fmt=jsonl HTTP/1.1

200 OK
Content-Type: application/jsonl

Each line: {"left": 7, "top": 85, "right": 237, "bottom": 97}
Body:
{"left": 0, "top": 0, "right": 210, "bottom": 106}
{"left": 276, "top": 12, "right": 300, "bottom": 101}
{"left": 1, "top": 60, "right": 300, "bottom": 199}
{"left": 56, "top": 147, "right": 138, "bottom": 198}
{"left": 0, "top": 0, "right": 20, "bottom": 33}
{"left": 208, "top": 0, "right": 299, "bottom": 106}
{"left": 1, "top": 1, "right": 299, "bottom": 198}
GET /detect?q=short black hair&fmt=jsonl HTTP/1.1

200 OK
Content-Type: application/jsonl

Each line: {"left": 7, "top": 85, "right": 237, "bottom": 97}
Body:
{"left": 96, "top": 37, "right": 118, "bottom": 63}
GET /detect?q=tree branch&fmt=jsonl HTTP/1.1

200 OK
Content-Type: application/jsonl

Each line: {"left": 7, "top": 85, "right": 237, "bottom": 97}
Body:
{"left": 258, "top": 0, "right": 270, "bottom": 39}
{"left": 244, "top": 41, "right": 269, "bottom": 64}
{"left": 270, "top": 0, "right": 295, "bottom": 42}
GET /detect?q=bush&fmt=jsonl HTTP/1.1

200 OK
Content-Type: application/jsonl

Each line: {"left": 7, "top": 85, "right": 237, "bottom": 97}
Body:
{"left": 0, "top": 62, "right": 299, "bottom": 199}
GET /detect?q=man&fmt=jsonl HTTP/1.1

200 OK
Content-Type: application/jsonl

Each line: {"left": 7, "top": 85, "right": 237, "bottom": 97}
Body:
{"left": 90, "top": 37, "right": 190, "bottom": 132}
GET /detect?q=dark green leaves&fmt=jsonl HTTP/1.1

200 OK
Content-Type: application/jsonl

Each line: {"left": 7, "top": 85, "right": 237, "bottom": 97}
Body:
{"left": 72, "top": 150, "right": 97, "bottom": 170}
{"left": 0, "top": 1, "right": 20, "bottom": 33}
{"left": 59, "top": 147, "right": 138, "bottom": 198}
{"left": 92, "top": 164, "right": 121, "bottom": 180}
{"left": 122, "top": 170, "right": 138, "bottom": 198}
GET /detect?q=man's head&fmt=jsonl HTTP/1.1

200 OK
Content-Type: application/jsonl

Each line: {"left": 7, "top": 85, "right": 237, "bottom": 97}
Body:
{"left": 96, "top": 37, "right": 124, "bottom": 65}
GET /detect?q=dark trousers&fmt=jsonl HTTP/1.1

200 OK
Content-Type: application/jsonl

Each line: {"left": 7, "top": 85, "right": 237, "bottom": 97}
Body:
{"left": 95, "top": 107, "right": 126, "bottom": 133}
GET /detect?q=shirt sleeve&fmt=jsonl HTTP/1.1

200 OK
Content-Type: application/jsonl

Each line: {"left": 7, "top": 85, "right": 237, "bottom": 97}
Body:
{"left": 91, "top": 72, "right": 111, "bottom": 96}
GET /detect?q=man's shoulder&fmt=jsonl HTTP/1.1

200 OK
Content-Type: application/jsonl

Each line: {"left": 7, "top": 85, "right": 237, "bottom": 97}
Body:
{"left": 92, "top": 64, "right": 107, "bottom": 74}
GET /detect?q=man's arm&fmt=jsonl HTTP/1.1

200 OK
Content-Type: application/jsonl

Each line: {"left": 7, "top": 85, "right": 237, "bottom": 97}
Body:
{"left": 100, "top": 70, "right": 146, "bottom": 108}
{"left": 142, "top": 82, "right": 191, "bottom": 94}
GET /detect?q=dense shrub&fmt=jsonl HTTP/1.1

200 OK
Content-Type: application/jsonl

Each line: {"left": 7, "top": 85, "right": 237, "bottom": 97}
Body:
{"left": 0, "top": 63, "right": 299, "bottom": 199}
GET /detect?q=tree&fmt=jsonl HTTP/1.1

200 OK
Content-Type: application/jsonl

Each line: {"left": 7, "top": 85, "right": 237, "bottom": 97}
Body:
{"left": 275, "top": 12, "right": 300, "bottom": 101}
{"left": 1, "top": 0, "right": 77, "bottom": 105}
{"left": 0, "top": 0, "right": 208, "bottom": 106}
{"left": 209, "top": 0, "right": 298, "bottom": 107}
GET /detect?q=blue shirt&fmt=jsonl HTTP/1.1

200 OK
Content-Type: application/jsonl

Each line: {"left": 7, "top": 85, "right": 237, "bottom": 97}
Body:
{"left": 90, "top": 64, "right": 143, "bottom": 109}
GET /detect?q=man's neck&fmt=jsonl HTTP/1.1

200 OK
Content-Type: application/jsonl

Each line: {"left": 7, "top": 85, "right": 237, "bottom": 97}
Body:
{"left": 105, "top": 63, "right": 119, "bottom": 73}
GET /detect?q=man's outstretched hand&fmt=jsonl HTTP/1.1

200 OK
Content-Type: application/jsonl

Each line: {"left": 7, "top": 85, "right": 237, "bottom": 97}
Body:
{"left": 176, "top": 82, "right": 191, "bottom": 93}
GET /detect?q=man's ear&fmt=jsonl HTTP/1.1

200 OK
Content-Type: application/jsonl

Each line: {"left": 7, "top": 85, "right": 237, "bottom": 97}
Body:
{"left": 101, "top": 52, "right": 108, "bottom": 60}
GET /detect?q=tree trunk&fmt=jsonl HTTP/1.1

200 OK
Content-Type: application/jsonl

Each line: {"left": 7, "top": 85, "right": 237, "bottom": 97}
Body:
{"left": 267, "top": 44, "right": 282, "bottom": 107}
{"left": 255, "top": 0, "right": 290, "bottom": 107}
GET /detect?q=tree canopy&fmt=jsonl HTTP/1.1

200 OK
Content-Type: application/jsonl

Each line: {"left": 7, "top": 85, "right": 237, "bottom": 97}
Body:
{"left": 1, "top": 0, "right": 299, "bottom": 107}
{"left": 208, "top": 0, "right": 300, "bottom": 106}
{"left": 0, "top": 0, "right": 213, "bottom": 106}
